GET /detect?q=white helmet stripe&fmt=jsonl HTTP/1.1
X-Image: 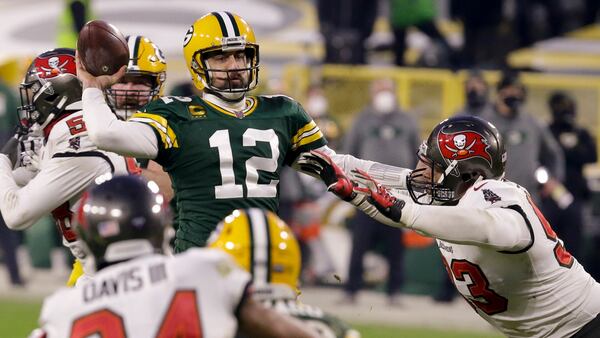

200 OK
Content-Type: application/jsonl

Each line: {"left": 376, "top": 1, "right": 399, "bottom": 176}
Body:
{"left": 441, "top": 160, "right": 458, "bottom": 183}
{"left": 248, "top": 208, "right": 270, "bottom": 286}
{"left": 127, "top": 36, "right": 140, "bottom": 70}
{"left": 216, "top": 11, "right": 236, "bottom": 37}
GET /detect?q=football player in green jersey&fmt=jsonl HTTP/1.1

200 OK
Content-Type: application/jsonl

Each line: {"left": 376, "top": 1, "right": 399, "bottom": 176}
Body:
{"left": 77, "top": 11, "right": 411, "bottom": 252}
{"left": 209, "top": 208, "right": 361, "bottom": 338}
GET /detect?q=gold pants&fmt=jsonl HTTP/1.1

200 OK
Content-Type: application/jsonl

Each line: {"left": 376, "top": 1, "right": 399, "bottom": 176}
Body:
{"left": 66, "top": 259, "right": 84, "bottom": 287}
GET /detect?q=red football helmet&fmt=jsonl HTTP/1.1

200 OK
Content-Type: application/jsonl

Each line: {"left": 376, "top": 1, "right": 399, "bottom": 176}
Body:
{"left": 18, "top": 48, "right": 82, "bottom": 127}
{"left": 407, "top": 116, "right": 506, "bottom": 204}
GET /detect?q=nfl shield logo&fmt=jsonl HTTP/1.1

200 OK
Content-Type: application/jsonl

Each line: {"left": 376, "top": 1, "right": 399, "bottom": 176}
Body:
{"left": 68, "top": 137, "right": 80, "bottom": 150}
{"left": 98, "top": 220, "right": 120, "bottom": 237}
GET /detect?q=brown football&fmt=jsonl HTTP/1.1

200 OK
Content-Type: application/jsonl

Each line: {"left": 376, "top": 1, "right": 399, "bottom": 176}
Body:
{"left": 77, "top": 20, "right": 129, "bottom": 76}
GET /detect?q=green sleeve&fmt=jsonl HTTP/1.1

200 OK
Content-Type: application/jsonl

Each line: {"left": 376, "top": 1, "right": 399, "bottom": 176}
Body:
{"left": 285, "top": 99, "right": 328, "bottom": 165}
{"left": 129, "top": 98, "right": 185, "bottom": 165}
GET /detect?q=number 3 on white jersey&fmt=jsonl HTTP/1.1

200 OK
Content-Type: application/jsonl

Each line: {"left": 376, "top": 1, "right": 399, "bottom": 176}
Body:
{"left": 209, "top": 128, "right": 279, "bottom": 199}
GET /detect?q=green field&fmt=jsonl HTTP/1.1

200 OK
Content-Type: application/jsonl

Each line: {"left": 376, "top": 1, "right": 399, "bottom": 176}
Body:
{"left": 0, "top": 298, "right": 40, "bottom": 337}
{"left": 0, "top": 298, "right": 503, "bottom": 338}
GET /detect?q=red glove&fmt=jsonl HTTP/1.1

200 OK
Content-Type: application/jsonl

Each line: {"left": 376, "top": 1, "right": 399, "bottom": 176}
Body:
{"left": 297, "top": 150, "right": 356, "bottom": 201}
{"left": 353, "top": 169, "right": 405, "bottom": 222}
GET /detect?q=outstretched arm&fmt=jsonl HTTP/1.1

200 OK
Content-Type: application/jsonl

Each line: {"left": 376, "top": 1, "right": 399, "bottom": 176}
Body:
{"left": 300, "top": 151, "right": 531, "bottom": 251}
{"left": 295, "top": 145, "right": 411, "bottom": 189}
{"left": 239, "top": 296, "right": 318, "bottom": 338}
{"left": 0, "top": 155, "right": 111, "bottom": 230}
{"left": 352, "top": 170, "right": 532, "bottom": 251}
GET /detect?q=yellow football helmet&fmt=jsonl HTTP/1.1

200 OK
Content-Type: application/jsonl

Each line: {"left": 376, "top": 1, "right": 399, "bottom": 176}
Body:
{"left": 105, "top": 35, "right": 167, "bottom": 119}
{"left": 208, "top": 208, "right": 300, "bottom": 289}
{"left": 183, "top": 12, "right": 259, "bottom": 100}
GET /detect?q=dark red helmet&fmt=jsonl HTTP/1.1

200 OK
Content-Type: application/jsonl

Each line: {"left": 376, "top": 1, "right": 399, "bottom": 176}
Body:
{"left": 407, "top": 116, "right": 506, "bottom": 204}
{"left": 18, "top": 48, "right": 82, "bottom": 127}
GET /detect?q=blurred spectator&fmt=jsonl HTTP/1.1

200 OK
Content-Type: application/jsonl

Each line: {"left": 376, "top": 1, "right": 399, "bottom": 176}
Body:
{"left": 546, "top": 91, "right": 597, "bottom": 259}
{"left": 316, "top": 0, "right": 377, "bottom": 64}
{"left": 481, "top": 71, "right": 565, "bottom": 204}
{"left": 450, "top": 0, "right": 505, "bottom": 68}
{"left": 583, "top": 0, "right": 600, "bottom": 25}
{"left": 340, "top": 78, "right": 420, "bottom": 305}
{"left": 305, "top": 85, "right": 342, "bottom": 149}
{"left": 279, "top": 85, "right": 339, "bottom": 284}
{"left": 513, "top": 0, "right": 588, "bottom": 49}
{"left": 57, "top": 0, "right": 94, "bottom": 48}
{"left": 0, "top": 223, "right": 23, "bottom": 286}
{"left": 390, "top": 0, "right": 454, "bottom": 67}
{"left": 455, "top": 69, "right": 492, "bottom": 116}
{"left": 0, "top": 80, "right": 24, "bottom": 287}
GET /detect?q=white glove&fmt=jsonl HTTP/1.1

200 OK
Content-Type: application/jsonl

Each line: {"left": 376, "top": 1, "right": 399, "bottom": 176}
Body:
{"left": 18, "top": 136, "right": 43, "bottom": 173}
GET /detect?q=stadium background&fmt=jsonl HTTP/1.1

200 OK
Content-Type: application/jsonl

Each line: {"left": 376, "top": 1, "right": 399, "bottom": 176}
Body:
{"left": 0, "top": 0, "right": 598, "bottom": 337}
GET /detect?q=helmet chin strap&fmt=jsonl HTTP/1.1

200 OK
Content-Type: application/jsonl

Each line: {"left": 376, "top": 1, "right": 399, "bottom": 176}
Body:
{"left": 205, "top": 87, "right": 245, "bottom": 103}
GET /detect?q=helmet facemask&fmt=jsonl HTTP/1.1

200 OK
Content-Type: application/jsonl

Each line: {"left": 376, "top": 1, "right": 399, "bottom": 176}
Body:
{"left": 105, "top": 35, "right": 167, "bottom": 120}
{"left": 408, "top": 116, "right": 507, "bottom": 205}
{"left": 407, "top": 143, "right": 460, "bottom": 205}
{"left": 106, "top": 72, "right": 162, "bottom": 120}
{"left": 192, "top": 40, "right": 259, "bottom": 102}
{"left": 18, "top": 73, "right": 81, "bottom": 130}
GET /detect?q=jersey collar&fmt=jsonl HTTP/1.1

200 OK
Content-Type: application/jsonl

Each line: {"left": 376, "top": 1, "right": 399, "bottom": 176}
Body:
{"left": 202, "top": 93, "right": 258, "bottom": 119}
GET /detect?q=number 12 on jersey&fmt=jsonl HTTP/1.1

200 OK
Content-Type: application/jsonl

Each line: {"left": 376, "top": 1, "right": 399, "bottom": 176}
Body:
{"left": 209, "top": 128, "right": 279, "bottom": 199}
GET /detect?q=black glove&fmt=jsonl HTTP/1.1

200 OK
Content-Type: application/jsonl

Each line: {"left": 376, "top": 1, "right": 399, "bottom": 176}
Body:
{"left": 296, "top": 150, "right": 356, "bottom": 201}
{"left": 1, "top": 125, "right": 30, "bottom": 167}
{"left": 1, "top": 136, "right": 20, "bottom": 167}
{"left": 353, "top": 169, "right": 405, "bottom": 222}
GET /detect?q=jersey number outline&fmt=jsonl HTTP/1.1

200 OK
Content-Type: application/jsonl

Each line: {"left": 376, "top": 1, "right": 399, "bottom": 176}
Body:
{"left": 70, "top": 290, "right": 203, "bottom": 338}
{"left": 66, "top": 116, "right": 87, "bottom": 136}
{"left": 527, "top": 195, "right": 574, "bottom": 268}
{"left": 443, "top": 258, "right": 508, "bottom": 316}
{"left": 209, "top": 129, "right": 279, "bottom": 199}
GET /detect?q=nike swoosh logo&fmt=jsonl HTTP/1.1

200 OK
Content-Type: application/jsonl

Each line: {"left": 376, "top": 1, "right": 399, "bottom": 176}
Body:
{"left": 473, "top": 182, "right": 488, "bottom": 191}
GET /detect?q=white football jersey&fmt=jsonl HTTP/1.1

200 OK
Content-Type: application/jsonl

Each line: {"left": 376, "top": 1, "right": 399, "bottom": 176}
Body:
{"left": 0, "top": 109, "right": 139, "bottom": 277}
{"left": 40, "top": 110, "right": 134, "bottom": 244}
{"left": 39, "top": 249, "right": 251, "bottom": 338}
{"left": 437, "top": 179, "right": 600, "bottom": 338}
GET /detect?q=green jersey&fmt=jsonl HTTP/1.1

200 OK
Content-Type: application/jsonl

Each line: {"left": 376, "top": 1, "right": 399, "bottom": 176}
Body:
{"left": 131, "top": 95, "right": 327, "bottom": 250}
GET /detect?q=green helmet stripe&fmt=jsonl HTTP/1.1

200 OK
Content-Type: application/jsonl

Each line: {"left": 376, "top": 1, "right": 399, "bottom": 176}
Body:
{"left": 211, "top": 11, "right": 229, "bottom": 37}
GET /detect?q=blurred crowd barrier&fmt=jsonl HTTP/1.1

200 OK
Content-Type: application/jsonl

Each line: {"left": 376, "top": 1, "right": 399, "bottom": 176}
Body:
{"left": 283, "top": 64, "right": 600, "bottom": 167}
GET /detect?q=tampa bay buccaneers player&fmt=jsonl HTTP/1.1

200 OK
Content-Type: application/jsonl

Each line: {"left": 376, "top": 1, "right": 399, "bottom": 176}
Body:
{"left": 301, "top": 116, "right": 600, "bottom": 338}
{"left": 32, "top": 176, "right": 317, "bottom": 338}
{"left": 0, "top": 48, "right": 133, "bottom": 286}
{"left": 77, "top": 11, "right": 411, "bottom": 252}
{"left": 209, "top": 208, "right": 361, "bottom": 338}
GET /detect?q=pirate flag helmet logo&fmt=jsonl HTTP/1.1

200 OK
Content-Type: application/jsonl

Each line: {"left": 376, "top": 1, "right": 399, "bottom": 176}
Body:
{"left": 438, "top": 130, "right": 493, "bottom": 173}
{"left": 407, "top": 116, "right": 506, "bottom": 204}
